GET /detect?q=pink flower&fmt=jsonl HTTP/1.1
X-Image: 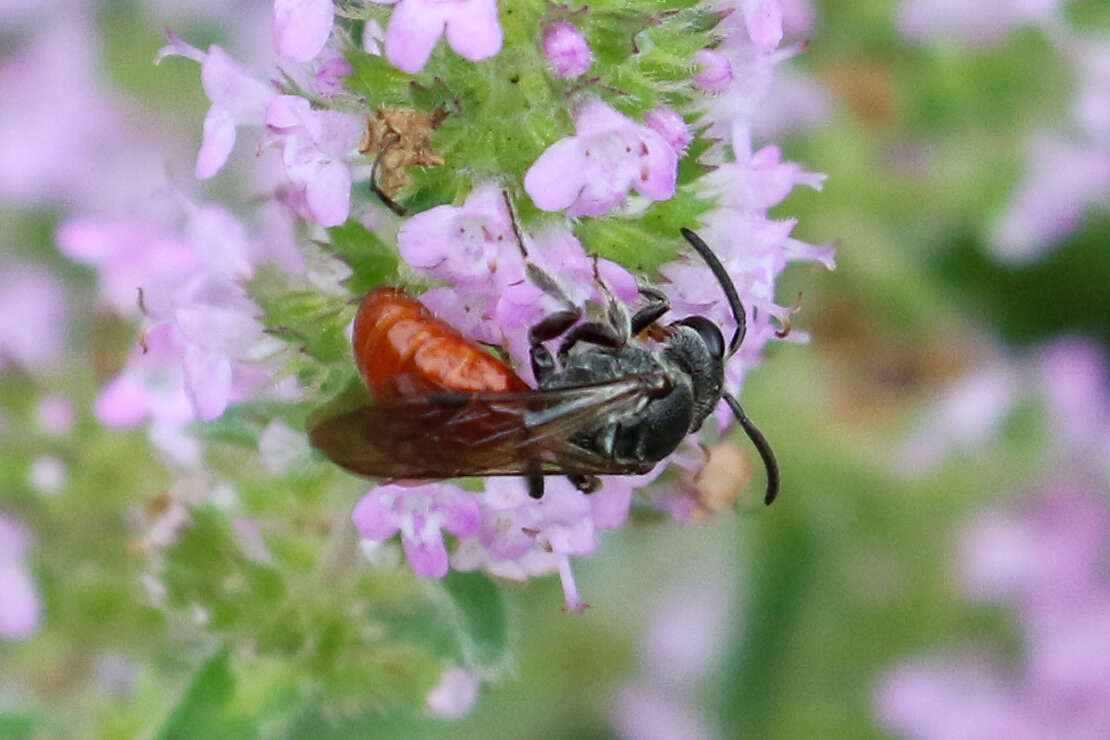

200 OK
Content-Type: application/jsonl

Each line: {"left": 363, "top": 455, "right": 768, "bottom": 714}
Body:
{"left": 543, "top": 21, "right": 593, "bottom": 79}
{"left": 273, "top": 0, "right": 334, "bottom": 62}
{"left": 352, "top": 482, "right": 480, "bottom": 578}
{"left": 156, "top": 31, "right": 276, "bottom": 179}
{"left": 524, "top": 99, "right": 678, "bottom": 217}
{"left": 368, "top": 0, "right": 503, "bottom": 74}
{"left": 0, "top": 516, "right": 40, "bottom": 640}
{"left": 897, "top": 361, "right": 1022, "bottom": 475}
{"left": 265, "top": 94, "right": 364, "bottom": 227}
{"left": 700, "top": 127, "right": 826, "bottom": 211}
{"left": 397, "top": 183, "right": 520, "bottom": 286}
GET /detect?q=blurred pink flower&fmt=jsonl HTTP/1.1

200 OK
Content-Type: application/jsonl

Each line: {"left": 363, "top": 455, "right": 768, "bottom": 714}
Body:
{"left": 61, "top": 195, "right": 297, "bottom": 461}
{"left": 0, "top": 263, "right": 65, "bottom": 374}
{"left": 524, "top": 98, "right": 678, "bottom": 217}
{"left": 0, "top": 13, "right": 170, "bottom": 210}
{"left": 0, "top": 515, "right": 40, "bottom": 640}
{"left": 543, "top": 21, "right": 593, "bottom": 79}
{"left": 1038, "top": 337, "right": 1110, "bottom": 461}
{"left": 368, "top": 0, "right": 503, "bottom": 74}
{"left": 273, "top": 0, "right": 334, "bottom": 62}
{"left": 897, "top": 0, "right": 1067, "bottom": 47}
{"left": 897, "top": 360, "right": 1023, "bottom": 474}
{"left": 611, "top": 574, "right": 730, "bottom": 740}
{"left": 35, "top": 395, "right": 75, "bottom": 436}
{"left": 990, "top": 135, "right": 1110, "bottom": 263}
{"left": 876, "top": 483, "right": 1110, "bottom": 739}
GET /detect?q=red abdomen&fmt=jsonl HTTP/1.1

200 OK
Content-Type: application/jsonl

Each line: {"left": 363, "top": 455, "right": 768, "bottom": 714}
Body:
{"left": 352, "top": 287, "right": 529, "bottom": 398}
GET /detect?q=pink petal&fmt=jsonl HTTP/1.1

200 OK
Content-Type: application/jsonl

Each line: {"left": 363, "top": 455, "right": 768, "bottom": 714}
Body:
{"left": 524, "top": 137, "right": 587, "bottom": 212}
{"left": 443, "top": 0, "right": 503, "bottom": 63}
{"left": 403, "top": 533, "right": 449, "bottom": 578}
{"left": 384, "top": 1, "right": 447, "bottom": 74}
{"left": 437, "top": 486, "right": 481, "bottom": 538}
{"left": 200, "top": 47, "right": 272, "bottom": 122}
{"left": 590, "top": 482, "right": 633, "bottom": 530}
{"left": 273, "top": 0, "right": 335, "bottom": 63}
{"left": 265, "top": 94, "right": 310, "bottom": 130}
{"left": 573, "top": 98, "right": 634, "bottom": 136}
{"left": 154, "top": 29, "right": 206, "bottom": 65}
{"left": 557, "top": 556, "right": 587, "bottom": 613}
{"left": 596, "top": 259, "right": 639, "bottom": 303}
{"left": 352, "top": 489, "right": 401, "bottom": 540}
{"left": 743, "top": 0, "right": 784, "bottom": 52}
{"left": 182, "top": 344, "right": 232, "bottom": 421}
{"left": 196, "top": 105, "right": 236, "bottom": 179}
{"left": 397, "top": 203, "right": 458, "bottom": 270}
{"left": 304, "top": 157, "right": 351, "bottom": 227}
{"left": 643, "top": 106, "right": 691, "bottom": 154}
{"left": 633, "top": 128, "right": 678, "bottom": 201}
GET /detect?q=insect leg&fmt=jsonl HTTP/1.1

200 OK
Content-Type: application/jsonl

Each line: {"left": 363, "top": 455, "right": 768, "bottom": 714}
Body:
{"left": 527, "top": 473, "right": 545, "bottom": 500}
{"left": 630, "top": 284, "right": 671, "bottom": 335}
{"left": 558, "top": 256, "right": 639, "bottom": 361}
{"left": 523, "top": 262, "right": 582, "bottom": 382}
{"left": 556, "top": 322, "right": 623, "bottom": 364}
{"left": 567, "top": 473, "right": 601, "bottom": 494}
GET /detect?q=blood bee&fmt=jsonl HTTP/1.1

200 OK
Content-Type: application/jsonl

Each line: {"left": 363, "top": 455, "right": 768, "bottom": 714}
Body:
{"left": 309, "top": 229, "right": 779, "bottom": 504}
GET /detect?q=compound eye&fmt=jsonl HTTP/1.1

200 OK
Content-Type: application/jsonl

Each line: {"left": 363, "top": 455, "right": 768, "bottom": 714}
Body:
{"left": 676, "top": 316, "right": 725, "bottom": 359}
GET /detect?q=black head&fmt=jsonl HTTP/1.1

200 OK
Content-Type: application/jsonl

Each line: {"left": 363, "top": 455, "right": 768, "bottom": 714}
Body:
{"left": 670, "top": 228, "right": 780, "bottom": 505}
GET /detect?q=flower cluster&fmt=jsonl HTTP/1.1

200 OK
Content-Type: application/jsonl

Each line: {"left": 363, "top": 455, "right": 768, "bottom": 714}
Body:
{"left": 56, "top": 193, "right": 300, "bottom": 464}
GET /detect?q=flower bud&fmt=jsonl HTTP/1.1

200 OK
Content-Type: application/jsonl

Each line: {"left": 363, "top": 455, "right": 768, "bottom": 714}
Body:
{"left": 543, "top": 21, "right": 593, "bottom": 79}
{"left": 692, "top": 49, "right": 733, "bottom": 93}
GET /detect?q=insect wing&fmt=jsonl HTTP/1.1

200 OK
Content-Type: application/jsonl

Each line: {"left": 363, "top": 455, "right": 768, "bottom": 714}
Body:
{"left": 307, "top": 374, "right": 666, "bottom": 479}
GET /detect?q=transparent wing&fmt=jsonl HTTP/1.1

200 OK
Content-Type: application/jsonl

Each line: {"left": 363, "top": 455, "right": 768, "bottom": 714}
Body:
{"left": 306, "top": 374, "right": 667, "bottom": 479}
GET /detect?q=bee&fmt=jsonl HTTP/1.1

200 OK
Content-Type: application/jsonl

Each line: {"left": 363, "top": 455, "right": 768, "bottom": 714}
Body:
{"left": 308, "top": 228, "right": 779, "bottom": 504}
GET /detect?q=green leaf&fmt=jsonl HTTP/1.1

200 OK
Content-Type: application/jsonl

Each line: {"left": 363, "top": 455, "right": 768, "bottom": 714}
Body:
{"left": 326, "top": 221, "right": 401, "bottom": 294}
{"left": 155, "top": 648, "right": 235, "bottom": 740}
{"left": 442, "top": 570, "right": 510, "bottom": 680}
{"left": 345, "top": 52, "right": 416, "bottom": 108}
{"left": 250, "top": 266, "right": 352, "bottom": 363}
